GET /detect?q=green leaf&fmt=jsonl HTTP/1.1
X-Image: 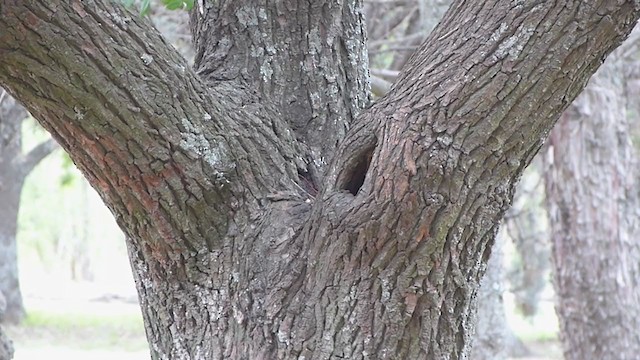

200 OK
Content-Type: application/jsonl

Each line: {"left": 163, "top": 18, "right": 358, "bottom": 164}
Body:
{"left": 161, "top": 0, "right": 194, "bottom": 10}
{"left": 162, "top": 0, "right": 183, "bottom": 10}
{"left": 140, "top": 0, "right": 151, "bottom": 16}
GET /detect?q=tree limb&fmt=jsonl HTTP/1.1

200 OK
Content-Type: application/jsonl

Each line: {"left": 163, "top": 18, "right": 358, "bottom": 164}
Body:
{"left": 291, "top": 2, "right": 640, "bottom": 356}
{"left": 370, "top": 75, "right": 392, "bottom": 97}
{"left": 18, "top": 138, "right": 58, "bottom": 178}
{"left": 370, "top": 68, "right": 401, "bottom": 80}
{"left": 0, "top": 1, "right": 302, "bottom": 251}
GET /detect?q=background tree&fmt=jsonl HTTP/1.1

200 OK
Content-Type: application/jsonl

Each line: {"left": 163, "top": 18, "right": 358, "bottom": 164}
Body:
{"left": 0, "top": 291, "right": 13, "bottom": 360}
{"left": 504, "top": 161, "right": 549, "bottom": 318}
{"left": 0, "top": 1, "right": 638, "bottom": 359}
{"left": 0, "top": 91, "right": 57, "bottom": 324}
{"left": 544, "top": 32, "right": 640, "bottom": 359}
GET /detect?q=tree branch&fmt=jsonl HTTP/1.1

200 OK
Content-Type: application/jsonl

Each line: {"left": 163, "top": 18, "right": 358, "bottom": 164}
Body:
{"left": 0, "top": 1, "right": 302, "bottom": 251}
{"left": 289, "top": 1, "right": 640, "bottom": 356}
{"left": 18, "top": 137, "right": 58, "bottom": 178}
{"left": 0, "top": 90, "right": 27, "bottom": 126}
{"left": 370, "top": 75, "right": 392, "bottom": 97}
{"left": 370, "top": 68, "right": 401, "bottom": 81}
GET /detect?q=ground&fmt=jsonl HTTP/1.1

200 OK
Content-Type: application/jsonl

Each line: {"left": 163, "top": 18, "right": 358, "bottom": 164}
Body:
{"left": 3, "top": 281, "right": 562, "bottom": 360}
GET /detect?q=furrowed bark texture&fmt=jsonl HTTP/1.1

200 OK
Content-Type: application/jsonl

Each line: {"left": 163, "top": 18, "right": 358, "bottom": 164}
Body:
{"left": 190, "top": 0, "right": 371, "bottom": 182}
{"left": 545, "top": 51, "right": 640, "bottom": 360}
{"left": 366, "top": 2, "right": 523, "bottom": 358}
{"left": 0, "top": 0, "right": 639, "bottom": 359}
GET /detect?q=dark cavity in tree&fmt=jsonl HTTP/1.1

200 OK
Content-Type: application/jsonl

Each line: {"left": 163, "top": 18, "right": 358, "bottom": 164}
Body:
{"left": 298, "top": 170, "right": 318, "bottom": 196}
{"left": 342, "top": 145, "right": 375, "bottom": 195}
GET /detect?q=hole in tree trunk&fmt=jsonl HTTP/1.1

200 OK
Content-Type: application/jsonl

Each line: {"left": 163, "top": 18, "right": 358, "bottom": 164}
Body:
{"left": 341, "top": 145, "right": 375, "bottom": 196}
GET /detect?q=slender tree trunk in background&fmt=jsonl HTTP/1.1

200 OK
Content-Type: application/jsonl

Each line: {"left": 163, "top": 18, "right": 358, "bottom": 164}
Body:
{"left": 0, "top": 292, "right": 9, "bottom": 360}
{"left": 1, "top": 1, "right": 638, "bottom": 358}
{"left": 545, "top": 49, "right": 640, "bottom": 360}
{"left": 0, "top": 92, "right": 57, "bottom": 325}
{"left": 504, "top": 159, "right": 549, "bottom": 318}
{"left": 0, "top": 312, "right": 12, "bottom": 360}
{"left": 0, "top": 95, "right": 27, "bottom": 325}
{"left": 469, "top": 236, "right": 508, "bottom": 360}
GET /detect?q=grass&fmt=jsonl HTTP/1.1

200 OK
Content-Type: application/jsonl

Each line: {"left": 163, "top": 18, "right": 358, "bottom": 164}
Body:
{"left": 6, "top": 301, "right": 148, "bottom": 352}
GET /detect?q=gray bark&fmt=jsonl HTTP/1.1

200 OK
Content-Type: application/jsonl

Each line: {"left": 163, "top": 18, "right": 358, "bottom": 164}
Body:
{"left": 0, "top": 1, "right": 638, "bottom": 359}
{"left": 545, "top": 47, "right": 640, "bottom": 360}
{"left": 366, "top": 2, "right": 525, "bottom": 358}
{"left": 0, "top": 292, "right": 13, "bottom": 360}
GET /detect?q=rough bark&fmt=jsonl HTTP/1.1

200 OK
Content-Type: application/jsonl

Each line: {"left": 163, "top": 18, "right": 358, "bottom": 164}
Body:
{"left": 0, "top": 1, "right": 638, "bottom": 359}
{"left": 0, "top": 283, "right": 13, "bottom": 359}
{"left": 366, "top": 2, "right": 525, "bottom": 358}
{"left": 544, "top": 50, "right": 640, "bottom": 360}
{"left": 190, "top": 0, "right": 371, "bottom": 183}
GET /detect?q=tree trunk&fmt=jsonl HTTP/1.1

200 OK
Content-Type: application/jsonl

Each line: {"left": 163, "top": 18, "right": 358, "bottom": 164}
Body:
{"left": 0, "top": 94, "right": 27, "bottom": 324}
{"left": 0, "top": 320, "right": 13, "bottom": 360}
{"left": 1, "top": 1, "right": 638, "bottom": 359}
{"left": 469, "top": 235, "right": 508, "bottom": 360}
{"left": 504, "top": 159, "right": 549, "bottom": 317}
{"left": 0, "top": 291, "right": 11, "bottom": 360}
{"left": 366, "top": 3, "right": 526, "bottom": 358}
{"left": 0, "top": 91, "right": 57, "bottom": 324}
{"left": 544, "top": 50, "right": 640, "bottom": 359}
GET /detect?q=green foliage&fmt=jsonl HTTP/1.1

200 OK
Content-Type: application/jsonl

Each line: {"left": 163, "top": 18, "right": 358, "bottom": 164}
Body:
{"left": 140, "top": 0, "right": 151, "bottom": 16}
{"left": 119, "top": 0, "right": 194, "bottom": 16}
{"left": 162, "top": 0, "right": 194, "bottom": 11}
{"left": 17, "top": 308, "right": 147, "bottom": 351}
{"left": 59, "top": 153, "right": 77, "bottom": 187}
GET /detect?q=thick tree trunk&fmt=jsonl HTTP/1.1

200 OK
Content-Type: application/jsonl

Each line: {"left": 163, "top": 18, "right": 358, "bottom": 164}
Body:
{"left": 545, "top": 50, "right": 640, "bottom": 360}
{"left": 1, "top": 1, "right": 638, "bottom": 359}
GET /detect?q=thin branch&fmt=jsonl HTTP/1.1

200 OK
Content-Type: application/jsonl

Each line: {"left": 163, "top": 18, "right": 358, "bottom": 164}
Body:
{"left": 370, "top": 68, "right": 401, "bottom": 81}
{"left": 618, "top": 26, "right": 640, "bottom": 61}
{"left": 369, "top": 31, "right": 428, "bottom": 48}
{"left": 0, "top": 89, "right": 7, "bottom": 106}
{"left": 369, "top": 46, "right": 419, "bottom": 55}
{"left": 19, "top": 138, "right": 58, "bottom": 177}
{"left": 370, "top": 75, "right": 392, "bottom": 97}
